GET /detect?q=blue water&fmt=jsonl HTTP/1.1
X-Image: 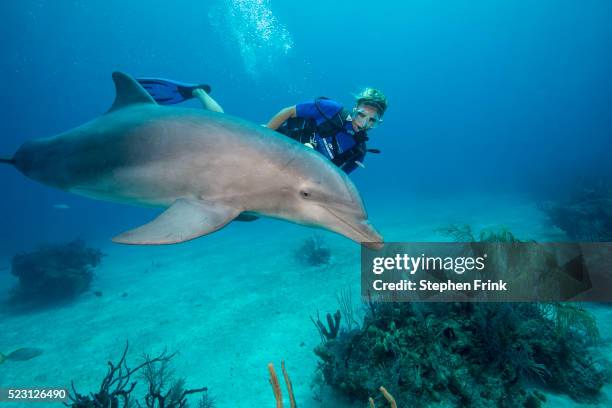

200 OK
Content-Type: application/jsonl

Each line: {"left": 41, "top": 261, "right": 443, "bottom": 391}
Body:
{"left": 1, "top": 0, "right": 611, "bottom": 252}
{"left": 1, "top": 1, "right": 612, "bottom": 407}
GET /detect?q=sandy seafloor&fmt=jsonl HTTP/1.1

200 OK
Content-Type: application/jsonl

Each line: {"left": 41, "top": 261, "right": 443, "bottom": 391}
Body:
{"left": 0, "top": 193, "right": 611, "bottom": 407}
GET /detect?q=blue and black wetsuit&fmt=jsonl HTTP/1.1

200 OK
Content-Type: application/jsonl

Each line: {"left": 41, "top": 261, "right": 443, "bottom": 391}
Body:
{"left": 278, "top": 98, "right": 369, "bottom": 174}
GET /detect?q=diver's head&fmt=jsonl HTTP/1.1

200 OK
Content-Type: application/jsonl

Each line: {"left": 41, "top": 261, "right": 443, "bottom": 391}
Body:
{"left": 351, "top": 88, "right": 388, "bottom": 132}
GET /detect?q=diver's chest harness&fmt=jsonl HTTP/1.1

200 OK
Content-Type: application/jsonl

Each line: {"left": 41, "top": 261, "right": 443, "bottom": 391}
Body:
{"left": 277, "top": 97, "right": 380, "bottom": 169}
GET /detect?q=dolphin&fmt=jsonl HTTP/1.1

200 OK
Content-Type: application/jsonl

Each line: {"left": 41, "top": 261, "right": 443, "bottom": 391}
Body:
{"left": 0, "top": 72, "right": 383, "bottom": 248}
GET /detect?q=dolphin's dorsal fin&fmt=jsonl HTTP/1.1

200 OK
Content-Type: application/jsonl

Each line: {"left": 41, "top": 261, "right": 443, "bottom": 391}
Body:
{"left": 107, "top": 71, "right": 156, "bottom": 113}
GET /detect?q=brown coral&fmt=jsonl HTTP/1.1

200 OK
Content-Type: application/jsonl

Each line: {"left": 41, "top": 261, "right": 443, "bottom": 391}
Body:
{"left": 369, "top": 386, "right": 398, "bottom": 408}
{"left": 268, "top": 361, "right": 296, "bottom": 408}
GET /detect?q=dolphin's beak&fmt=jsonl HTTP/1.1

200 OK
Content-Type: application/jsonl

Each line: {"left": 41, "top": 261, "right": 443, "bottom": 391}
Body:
{"left": 363, "top": 240, "right": 384, "bottom": 250}
{"left": 357, "top": 221, "right": 384, "bottom": 250}
{"left": 322, "top": 206, "right": 384, "bottom": 248}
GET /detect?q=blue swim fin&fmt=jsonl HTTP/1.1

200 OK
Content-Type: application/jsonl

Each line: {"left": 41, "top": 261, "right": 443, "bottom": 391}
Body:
{"left": 136, "top": 78, "right": 212, "bottom": 105}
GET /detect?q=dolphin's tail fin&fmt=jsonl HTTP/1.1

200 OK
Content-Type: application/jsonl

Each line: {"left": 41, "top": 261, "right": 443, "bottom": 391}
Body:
{"left": 0, "top": 156, "right": 14, "bottom": 165}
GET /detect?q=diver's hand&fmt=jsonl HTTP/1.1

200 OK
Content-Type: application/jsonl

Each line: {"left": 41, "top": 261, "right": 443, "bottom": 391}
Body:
{"left": 304, "top": 143, "right": 314, "bottom": 149}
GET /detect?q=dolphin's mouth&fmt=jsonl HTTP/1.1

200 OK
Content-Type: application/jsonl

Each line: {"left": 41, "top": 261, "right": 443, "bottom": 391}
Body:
{"left": 322, "top": 205, "right": 383, "bottom": 246}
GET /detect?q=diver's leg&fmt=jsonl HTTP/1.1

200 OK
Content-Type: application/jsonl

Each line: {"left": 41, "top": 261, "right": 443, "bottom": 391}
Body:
{"left": 192, "top": 88, "right": 224, "bottom": 113}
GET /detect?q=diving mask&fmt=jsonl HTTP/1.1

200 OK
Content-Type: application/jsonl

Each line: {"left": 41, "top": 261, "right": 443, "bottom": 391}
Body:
{"left": 352, "top": 107, "right": 383, "bottom": 130}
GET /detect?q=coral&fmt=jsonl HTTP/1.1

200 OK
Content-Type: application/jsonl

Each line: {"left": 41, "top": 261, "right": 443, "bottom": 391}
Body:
{"left": 10, "top": 239, "right": 104, "bottom": 305}
{"left": 313, "top": 228, "right": 606, "bottom": 407}
{"left": 368, "top": 386, "right": 397, "bottom": 408}
{"left": 268, "top": 361, "right": 296, "bottom": 408}
{"left": 336, "top": 287, "right": 359, "bottom": 332}
{"left": 269, "top": 363, "right": 283, "bottom": 408}
{"left": 67, "top": 342, "right": 208, "bottom": 408}
{"left": 310, "top": 310, "right": 341, "bottom": 342}
{"left": 294, "top": 235, "right": 331, "bottom": 266}
{"left": 435, "top": 224, "right": 474, "bottom": 242}
{"left": 437, "top": 224, "right": 524, "bottom": 244}
{"left": 197, "top": 391, "right": 216, "bottom": 408}
{"left": 540, "top": 302, "right": 600, "bottom": 340}
{"left": 281, "top": 361, "right": 296, "bottom": 408}
{"left": 478, "top": 227, "right": 522, "bottom": 243}
{"left": 314, "top": 301, "right": 604, "bottom": 406}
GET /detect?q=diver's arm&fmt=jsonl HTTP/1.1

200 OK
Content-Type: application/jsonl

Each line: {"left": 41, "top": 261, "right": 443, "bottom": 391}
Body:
{"left": 266, "top": 106, "right": 296, "bottom": 130}
{"left": 192, "top": 88, "right": 224, "bottom": 113}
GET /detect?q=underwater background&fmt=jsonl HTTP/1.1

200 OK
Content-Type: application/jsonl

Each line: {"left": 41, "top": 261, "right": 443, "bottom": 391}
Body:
{"left": 1, "top": 1, "right": 612, "bottom": 407}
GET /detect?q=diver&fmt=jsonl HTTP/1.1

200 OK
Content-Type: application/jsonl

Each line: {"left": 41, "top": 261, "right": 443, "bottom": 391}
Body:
{"left": 136, "top": 78, "right": 387, "bottom": 173}
{"left": 266, "top": 88, "right": 388, "bottom": 173}
{"left": 135, "top": 77, "right": 224, "bottom": 112}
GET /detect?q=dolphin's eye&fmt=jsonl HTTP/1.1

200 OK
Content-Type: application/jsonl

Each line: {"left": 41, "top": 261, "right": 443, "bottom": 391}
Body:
{"left": 300, "top": 190, "right": 310, "bottom": 198}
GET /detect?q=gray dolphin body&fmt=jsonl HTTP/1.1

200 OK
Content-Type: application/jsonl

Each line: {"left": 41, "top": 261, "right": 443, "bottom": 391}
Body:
{"left": 1, "top": 72, "right": 383, "bottom": 247}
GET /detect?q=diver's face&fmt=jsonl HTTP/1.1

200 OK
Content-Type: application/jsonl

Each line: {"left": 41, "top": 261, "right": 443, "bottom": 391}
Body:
{"left": 351, "top": 104, "right": 381, "bottom": 132}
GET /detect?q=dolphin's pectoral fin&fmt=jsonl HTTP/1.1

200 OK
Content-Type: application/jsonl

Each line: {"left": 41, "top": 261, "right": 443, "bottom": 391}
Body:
{"left": 107, "top": 71, "right": 157, "bottom": 113}
{"left": 112, "top": 198, "right": 240, "bottom": 245}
